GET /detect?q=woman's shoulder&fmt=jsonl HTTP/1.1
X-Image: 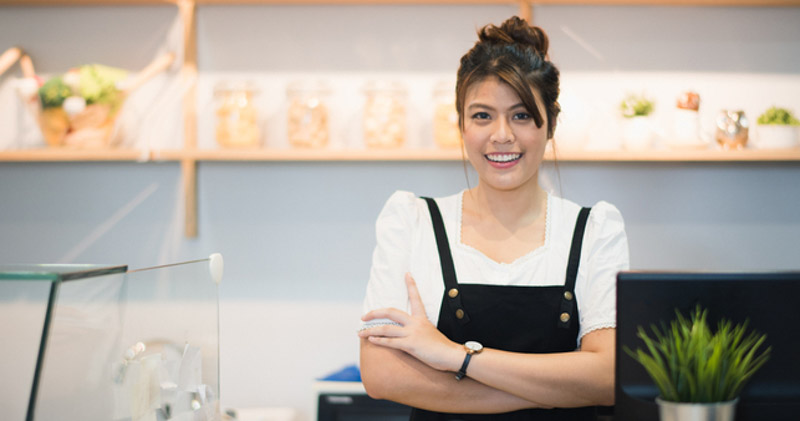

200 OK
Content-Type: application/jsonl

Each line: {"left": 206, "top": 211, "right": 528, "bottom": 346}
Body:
{"left": 376, "top": 190, "right": 461, "bottom": 228}
{"left": 380, "top": 190, "right": 461, "bottom": 214}
{"left": 549, "top": 195, "right": 626, "bottom": 236}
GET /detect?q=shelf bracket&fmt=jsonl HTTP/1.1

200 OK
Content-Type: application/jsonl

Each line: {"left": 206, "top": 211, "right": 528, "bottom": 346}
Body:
{"left": 179, "top": 0, "right": 198, "bottom": 238}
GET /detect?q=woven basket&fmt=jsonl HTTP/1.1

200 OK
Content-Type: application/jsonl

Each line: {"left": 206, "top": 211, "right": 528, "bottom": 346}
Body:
{"left": 17, "top": 52, "right": 174, "bottom": 148}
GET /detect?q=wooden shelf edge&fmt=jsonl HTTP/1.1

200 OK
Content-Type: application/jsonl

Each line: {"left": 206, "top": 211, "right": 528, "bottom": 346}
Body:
{"left": 159, "top": 147, "right": 800, "bottom": 162}
{"left": 175, "top": 148, "right": 466, "bottom": 161}
{"left": 550, "top": 148, "right": 800, "bottom": 162}
{"left": 0, "top": 0, "right": 178, "bottom": 5}
{"left": 194, "top": 0, "right": 525, "bottom": 5}
{"left": 0, "top": 149, "right": 149, "bottom": 162}
{"left": 531, "top": 0, "right": 800, "bottom": 5}
{"left": 6, "top": 0, "right": 795, "bottom": 5}
{"left": 191, "top": 0, "right": 800, "bottom": 5}
{"left": 3, "top": 147, "right": 800, "bottom": 162}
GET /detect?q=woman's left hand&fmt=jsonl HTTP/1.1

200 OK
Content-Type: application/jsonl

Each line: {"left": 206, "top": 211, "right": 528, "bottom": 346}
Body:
{"left": 359, "top": 273, "right": 462, "bottom": 372}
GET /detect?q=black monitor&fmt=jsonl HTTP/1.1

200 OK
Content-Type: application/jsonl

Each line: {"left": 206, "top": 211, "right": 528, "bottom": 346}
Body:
{"left": 317, "top": 393, "right": 412, "bottom": 421}
{"left": 615, "top": 271, "right": 800, "bottom": 421}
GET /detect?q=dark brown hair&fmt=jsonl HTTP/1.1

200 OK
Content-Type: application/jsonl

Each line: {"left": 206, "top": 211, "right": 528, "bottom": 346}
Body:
{"left": 456, "top": 16, "right": 560, "bottom": 139}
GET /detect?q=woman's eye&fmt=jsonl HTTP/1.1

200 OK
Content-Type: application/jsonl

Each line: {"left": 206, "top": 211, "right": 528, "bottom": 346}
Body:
{"left": 513, "top": 112, "right": 532, "bottom": 120}
{"left": 471, "top": 112, "right": 491, "bottom": 120}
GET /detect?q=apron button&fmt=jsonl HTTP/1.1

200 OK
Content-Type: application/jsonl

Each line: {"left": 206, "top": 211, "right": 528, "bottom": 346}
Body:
{"left": 560, "top": 312, "right": 570, "bottom": 323}
{"left": 448, "top": 288, "right": 459, "bottom": 298}
{"left": 564, "top": 291, "right": 574, "bottom": 301}
{"left": 456, "top": 309, "right": 465, "bottom": 319}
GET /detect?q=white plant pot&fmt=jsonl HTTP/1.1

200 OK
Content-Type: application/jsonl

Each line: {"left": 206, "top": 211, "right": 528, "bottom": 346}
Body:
{"left": 670, "top": 109, "right": 706, "bottom": 149}
{"left": 622, "top": 116, "right": 654, "bottom": 150}
{"left": 752, "top": 125, "right": 799, "bottom": 149}
{"left": 656, "top": 397, "right": 738, "bottom": 421}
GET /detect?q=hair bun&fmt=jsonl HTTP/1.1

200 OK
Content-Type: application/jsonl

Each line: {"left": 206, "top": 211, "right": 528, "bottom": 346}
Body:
{"left": 478, "top": 16, "right": 549, "bottom": 57}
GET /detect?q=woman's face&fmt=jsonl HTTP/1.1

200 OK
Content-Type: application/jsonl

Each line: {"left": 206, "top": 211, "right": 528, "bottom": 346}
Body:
{"left": 461, "top": 76, "right": 549, "bottom": 193}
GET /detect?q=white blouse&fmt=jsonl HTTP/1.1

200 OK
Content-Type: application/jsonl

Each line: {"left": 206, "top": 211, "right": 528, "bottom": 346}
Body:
{"left": 362, "top": 190, "right": 630, "bottom": 348}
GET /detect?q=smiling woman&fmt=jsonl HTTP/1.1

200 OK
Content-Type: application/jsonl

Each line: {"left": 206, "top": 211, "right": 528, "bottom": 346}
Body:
{"left": 358, "top": 16, "right": 630, "bottom": 421}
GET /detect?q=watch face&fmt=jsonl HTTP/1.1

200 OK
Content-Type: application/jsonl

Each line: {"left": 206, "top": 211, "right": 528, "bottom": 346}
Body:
{"left": 465, "top": 341, "right": 483, "bottom": 353}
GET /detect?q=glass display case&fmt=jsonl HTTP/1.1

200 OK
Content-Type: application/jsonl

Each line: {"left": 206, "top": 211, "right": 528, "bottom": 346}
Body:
{"left": 0, "top": 256, "right": 222, "bottom": 421}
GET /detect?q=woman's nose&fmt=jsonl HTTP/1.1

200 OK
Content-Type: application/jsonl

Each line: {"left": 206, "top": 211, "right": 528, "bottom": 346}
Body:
{"left": 490, "top": 119, "right": 514, "bottom": 143}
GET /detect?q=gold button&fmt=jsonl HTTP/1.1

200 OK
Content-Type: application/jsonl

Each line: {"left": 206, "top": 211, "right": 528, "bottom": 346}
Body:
{"left": 456, "top": 309, "right": 465, "bottom": 319}
{"left": 560, "top": 312, "right": 570, "bottom": 323}
{"left": 564, "top": 291, "right": 573, "bottom": 301}
{"left": 448, "top": 288, "right": 459, "bottom": 298}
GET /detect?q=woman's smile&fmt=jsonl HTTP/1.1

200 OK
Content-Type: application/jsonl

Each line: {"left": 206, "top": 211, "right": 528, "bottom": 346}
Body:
{"left": 485, "top": 152, "right": 523, "bottom": 168}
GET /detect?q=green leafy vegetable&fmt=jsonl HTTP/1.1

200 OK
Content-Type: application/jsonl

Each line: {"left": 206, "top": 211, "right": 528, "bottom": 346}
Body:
{"left": 78, "top": 64, "right": 128, "bottom": 106}
{"left": 38, "top": 77, "right": 71, "bottom": 108}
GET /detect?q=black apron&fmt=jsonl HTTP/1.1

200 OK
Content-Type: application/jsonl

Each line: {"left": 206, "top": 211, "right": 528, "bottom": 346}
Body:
{"left": 410, "top": 197, "right": 597, "bottom": 421}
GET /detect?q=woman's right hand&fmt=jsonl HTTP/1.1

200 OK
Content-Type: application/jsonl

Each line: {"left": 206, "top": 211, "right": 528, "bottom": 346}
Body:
{"left": 358, "top": 273, "right": 463, "bottom": 373}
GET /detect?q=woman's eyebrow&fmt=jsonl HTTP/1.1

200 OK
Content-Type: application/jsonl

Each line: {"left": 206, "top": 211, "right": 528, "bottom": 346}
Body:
{"left": 466, "top": 102, "right": 527, "bottom": 111}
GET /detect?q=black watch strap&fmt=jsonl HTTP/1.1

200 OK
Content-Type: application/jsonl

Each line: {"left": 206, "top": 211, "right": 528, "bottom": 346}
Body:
{"left": 455, "top": 352, "right": 473, "bottom": 381}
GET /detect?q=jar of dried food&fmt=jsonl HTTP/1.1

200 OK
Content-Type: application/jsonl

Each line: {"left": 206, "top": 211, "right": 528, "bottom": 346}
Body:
{"left": 286, "top": 81, "right": 331, "bottom": 148}
{"left": 432, "top": 81, "right": 461, "bottom": 148}
{"left": 214, "top": 81, "right": 260, "bottom": 148}
{"left": 363, "top": 81, "right": 407, "bottom": 148}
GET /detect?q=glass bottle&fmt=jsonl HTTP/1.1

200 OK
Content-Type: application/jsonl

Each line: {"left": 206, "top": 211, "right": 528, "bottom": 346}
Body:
{"left": 286, "top": 80, "right": 331, "bottom": 148}
{"left": 214, "top": 81, "right": 260, "bottom": 148}
{"left": 362, "top": 81, "right": 407, "bottom": 148}
{"left": 432, "top": 81, "right": 461, "bottom": 148}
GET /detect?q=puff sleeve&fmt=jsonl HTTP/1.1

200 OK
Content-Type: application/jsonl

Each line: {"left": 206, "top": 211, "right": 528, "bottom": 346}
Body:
{"left": 361, "top": 191, "right": 420, "bottom": 327}
{"left": 576, "top": 200, "right": 630, "bottom": 343}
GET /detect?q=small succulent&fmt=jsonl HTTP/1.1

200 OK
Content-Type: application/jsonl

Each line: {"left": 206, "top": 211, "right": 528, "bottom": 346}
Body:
{"left": 620, "top": 93, "right": 655, "bottom": 118}
{"left": 757, "top": 106, "right": 800, "bottom": 126}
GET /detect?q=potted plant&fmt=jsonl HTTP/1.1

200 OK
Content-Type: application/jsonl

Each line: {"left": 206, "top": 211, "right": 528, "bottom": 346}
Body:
{"left": 753, "top": 106, "right": 800, "bottom": 149}
{"left": 620, "top": 93, "right": 656, "bottom": 150}
{"left": 625, "top": 306, "right": 771, "bottom": 421}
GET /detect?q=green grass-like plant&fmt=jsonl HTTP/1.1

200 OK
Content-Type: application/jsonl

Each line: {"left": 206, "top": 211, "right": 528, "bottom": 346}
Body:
{"left": 625, "top": 306, "right": 771, "bottom": 403}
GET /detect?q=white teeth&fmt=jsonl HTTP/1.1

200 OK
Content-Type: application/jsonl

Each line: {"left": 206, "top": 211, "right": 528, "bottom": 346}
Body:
{"left": 486, "top": 153, "right": 521, "bottom": 163}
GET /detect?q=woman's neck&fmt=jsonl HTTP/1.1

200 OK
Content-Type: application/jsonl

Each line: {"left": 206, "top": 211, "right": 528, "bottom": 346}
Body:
{"left": 465, "top": 181, "right": 547, "bottom": 229}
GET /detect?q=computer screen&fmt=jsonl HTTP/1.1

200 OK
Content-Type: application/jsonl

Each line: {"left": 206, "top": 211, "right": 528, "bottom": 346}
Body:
{"left": 615, "top": 271, "right": 800, "bottom": 421}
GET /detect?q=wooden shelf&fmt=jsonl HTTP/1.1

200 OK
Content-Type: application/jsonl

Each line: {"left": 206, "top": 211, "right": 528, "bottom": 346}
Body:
{"left": 0, "top": 0, "right": 178, "bottom": 5}
{"left": 530, "top": 0, "right": 800, "bottom": 5}
{"left": 3, "top": 0, "right": 798, "bottom": 6}
{"left": 5, "top": 147, "right": 800, "bottom": 162}
{"left": 549, "top": 148, "right": 800, "bottom": 162}
{"left": 0, "top": 149, "right": 148, "bottom": 162}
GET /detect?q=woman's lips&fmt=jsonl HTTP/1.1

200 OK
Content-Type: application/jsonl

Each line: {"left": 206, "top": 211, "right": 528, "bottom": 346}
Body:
{"left": 485, "top": 152, "right": 522, "bottom": 168}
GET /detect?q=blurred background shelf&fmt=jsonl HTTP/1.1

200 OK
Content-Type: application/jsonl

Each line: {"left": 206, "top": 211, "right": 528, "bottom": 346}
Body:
{"left": 4, "top": 147, "right": 800, "bottom": 162}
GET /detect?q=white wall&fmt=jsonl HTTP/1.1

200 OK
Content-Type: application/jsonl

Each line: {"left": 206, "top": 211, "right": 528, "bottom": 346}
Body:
{"left": 2, "top": 4, "right": 800, "bottom": 420}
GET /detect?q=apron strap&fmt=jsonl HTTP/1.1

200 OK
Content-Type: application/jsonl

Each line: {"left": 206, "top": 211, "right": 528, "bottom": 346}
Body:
{"left": 559, "top": 207, "right": 591, "bottom": 329}
{"left": 422, "top": 197, "right": 470, "bottom": 325}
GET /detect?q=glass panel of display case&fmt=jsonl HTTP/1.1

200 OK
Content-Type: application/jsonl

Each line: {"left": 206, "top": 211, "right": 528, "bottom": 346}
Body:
{"left": 109, "top": 258, "right": 221, "bottom": 421}
{"left": 0, "top": 265, "right": 127, "bottom": 421}
{"left": 0, "top": 258, "right": 220, "bottom": 421}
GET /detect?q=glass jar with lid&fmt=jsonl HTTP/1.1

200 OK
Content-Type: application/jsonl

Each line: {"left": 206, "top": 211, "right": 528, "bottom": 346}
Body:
{"left": 214, "top": 81, "right": 261, "bottom": 148}
{"left": 286, "top": 80, "right": 331, "bottom": 148}
{"left": 432, "top": 80, "right": 461, "bottom": 148}
{"left": 362, "top": 81, "right": 407, "bottom": 148}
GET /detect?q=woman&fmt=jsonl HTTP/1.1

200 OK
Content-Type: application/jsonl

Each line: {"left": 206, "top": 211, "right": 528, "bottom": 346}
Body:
{"left": 358, "top": 16, "right": 629, "bottom": 420}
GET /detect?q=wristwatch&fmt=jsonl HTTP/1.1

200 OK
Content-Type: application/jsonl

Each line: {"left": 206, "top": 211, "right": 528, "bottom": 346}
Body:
{"left": 455, "top": 341, "right": 483, "bottom": 381}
